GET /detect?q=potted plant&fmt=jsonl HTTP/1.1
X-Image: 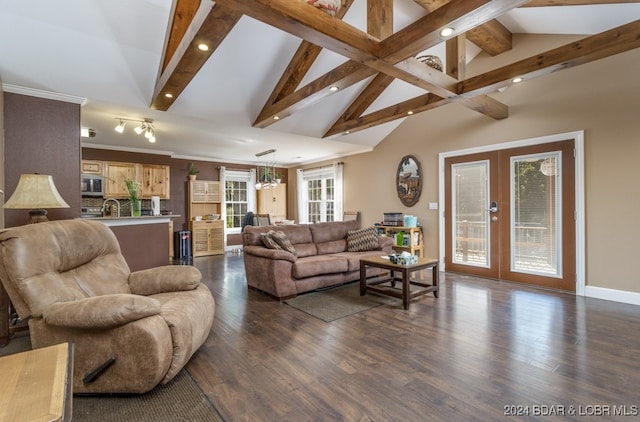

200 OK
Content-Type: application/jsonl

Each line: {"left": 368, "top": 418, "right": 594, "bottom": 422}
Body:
{"left": 188, "top": 162, "right": 200, "bottom": 180}
{"left": 274, "top": 171, "right": 282, "bottom": 184}
{"left": 124, "top": 178, "right": 142, "bottom": 217}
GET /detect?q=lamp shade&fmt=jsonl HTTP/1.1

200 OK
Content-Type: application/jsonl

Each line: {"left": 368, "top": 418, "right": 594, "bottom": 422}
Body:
{"left": 3, "top": 174, "right": 70, "bottom": 209}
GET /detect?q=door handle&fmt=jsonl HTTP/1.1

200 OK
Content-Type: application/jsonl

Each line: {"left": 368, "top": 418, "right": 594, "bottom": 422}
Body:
{"left": 488, "top": 201, "right": 499, "bottom": 213}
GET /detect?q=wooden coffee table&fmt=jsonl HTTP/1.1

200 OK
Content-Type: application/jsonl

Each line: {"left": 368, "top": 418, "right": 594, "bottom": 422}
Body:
{"left": 360, "top": 256, "right": 439, "bottom": 310}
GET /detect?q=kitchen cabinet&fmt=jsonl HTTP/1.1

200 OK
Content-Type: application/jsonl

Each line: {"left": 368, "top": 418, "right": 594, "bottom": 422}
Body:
{"left": 81, "top": 159, "right": 102, "bottom": 175}
{"left": 140, "top": 164, "right": 170, "bottom": 199}
{"left": 102, "top": 161, "right": 170, "bottom": 199}
{"left": 257, "top": 183, "right": 287, "bottom": 223}
{"left": 189, "top": 180, "right": 221, "bottom": 218}
{"left": 191, "top": 220, "right": 224, "bottom": 256}
{"left": 103, "top": 161, "right": 137, "bottom": 198}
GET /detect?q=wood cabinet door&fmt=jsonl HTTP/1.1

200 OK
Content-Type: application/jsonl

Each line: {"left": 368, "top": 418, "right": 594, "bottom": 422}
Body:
{"left": 141, "top": 164, "right": 170, "bottom": 199}
{"left": 104, "top": 162, "right": 137, "bottom": 197}
{"left": 257, "top": 183, "right": 286, "bottom": 222}
{"left": 81, "top": 160, "right": 102, "bottom": 175}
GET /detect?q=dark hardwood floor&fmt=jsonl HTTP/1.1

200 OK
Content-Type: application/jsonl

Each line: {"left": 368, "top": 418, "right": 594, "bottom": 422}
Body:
{"left": 187, "top": 253, "right": 640, "bottom": 421}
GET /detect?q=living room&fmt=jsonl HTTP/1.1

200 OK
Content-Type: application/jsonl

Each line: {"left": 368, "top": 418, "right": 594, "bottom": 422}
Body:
{"left": 1, "top": 1, "right": 640, "bottom": 420}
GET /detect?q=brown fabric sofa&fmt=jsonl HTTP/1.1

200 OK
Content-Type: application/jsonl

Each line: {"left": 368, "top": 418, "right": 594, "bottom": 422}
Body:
{"left": 242, "top": 220, "right": 394, "bottom": 300}
{"left": 0, "top": 219, "right": 214, "bottom": 394}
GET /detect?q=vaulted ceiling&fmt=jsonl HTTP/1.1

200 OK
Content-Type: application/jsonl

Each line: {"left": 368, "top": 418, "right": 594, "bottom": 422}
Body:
{"left": 1, "top": 1, "right": 639, "bottom": 166}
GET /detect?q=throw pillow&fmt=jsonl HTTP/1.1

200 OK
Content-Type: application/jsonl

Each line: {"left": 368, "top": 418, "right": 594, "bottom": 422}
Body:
{"left": 346, "top": 226, "right": 379, "bottom": 252}
{"left": 270, "top": 230, "right": 297, "bottom": 256}
{"left": 261, "top": 231, "right": 282, "bottom": 250}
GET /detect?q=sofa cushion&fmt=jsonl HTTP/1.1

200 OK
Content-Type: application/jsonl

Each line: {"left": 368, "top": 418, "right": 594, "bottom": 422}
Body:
{"left": 292, "top": 255, "right": 349, "bottom": 279}
{"left": 309, "top": 220, "right": 360, "bottom": 243}
{"left": 261, "top": 231, "right": 283, "bottom": 250}
{"left": 346, "top": 226, "right": 380, "bottom": 252}
{"left": 316, "top": 239, "right": 347, "bottom": 255}
{"left": 244, "top": 224, "right": 313, "bottom": 244}
{"left": 293, "top": 242, "right": 318, "bottom": 258}
{"left": 271, "top": 230, "right": 297, "bottom": 255}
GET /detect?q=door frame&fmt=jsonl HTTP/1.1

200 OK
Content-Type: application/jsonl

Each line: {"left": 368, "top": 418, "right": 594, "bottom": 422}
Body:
{"left": 438, "top": 131, "right": 585, "bottom": 296}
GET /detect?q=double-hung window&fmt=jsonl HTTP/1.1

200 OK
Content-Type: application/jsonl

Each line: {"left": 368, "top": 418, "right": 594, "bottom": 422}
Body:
{"left": 297, "top": 163, "right": 343, "bottom": 223}
{"left": 222, "top": 168, "right": 256, "bottom": 233}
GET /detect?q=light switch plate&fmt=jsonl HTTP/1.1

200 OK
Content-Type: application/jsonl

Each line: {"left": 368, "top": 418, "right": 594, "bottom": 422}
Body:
{"left": 429, "top": 202, "right": 438, "bottom": 210}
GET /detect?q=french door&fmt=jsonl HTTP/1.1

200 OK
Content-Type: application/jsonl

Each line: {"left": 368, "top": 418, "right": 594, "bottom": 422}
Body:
{"left": 444, "top": 140, "right": 576, "bottom": 291}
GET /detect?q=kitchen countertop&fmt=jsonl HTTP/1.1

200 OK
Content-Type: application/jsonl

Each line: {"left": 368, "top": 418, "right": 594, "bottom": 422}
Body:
{"left": 78, "top": 215, "right": 181, "bottom": 227}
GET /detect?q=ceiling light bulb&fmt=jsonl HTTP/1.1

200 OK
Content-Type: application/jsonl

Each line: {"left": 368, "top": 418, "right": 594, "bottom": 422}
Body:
{"left": 407, "top": 110, "right": 414, "bottom": 115}
{"left": 198, "top": 43, "right": 209, "bottom": 51}
{"left": 330, "top": 86, "right": 339, "bottom": 92}
{"left": 164, "top": 93, "right": 173, "bottom": 98}
{"left": 148, "top": 134, "right": 156, "bottom": 143}
{"left": 512, "top": 77, "right": 523, "bottom": 83}
{"left": 134, "top": 124, "right": 145, "bottom": 135}
{"left": 115, "top": 120, "right": 126, "bottom": 133}
{"left": 145, "top": 127, "right": 153, "bottom": 139}
{"left": 440, "top": 27, "right": 454, "bottom": 37}
{"left": 273, "top": 116, "right": 280, "bottom": 120}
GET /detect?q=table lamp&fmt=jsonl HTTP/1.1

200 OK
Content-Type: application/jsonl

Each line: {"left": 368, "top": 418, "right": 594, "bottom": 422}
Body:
{"left": 3, "top": 174, "right": 70, "bottom": 224}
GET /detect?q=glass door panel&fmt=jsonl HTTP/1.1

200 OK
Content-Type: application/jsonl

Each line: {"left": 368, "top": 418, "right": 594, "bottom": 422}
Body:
{"left": 452, "top": 161, "right": 490, "bottom": 268}
{"left": 510, "top": 152, "right": 562, "bottom": 277}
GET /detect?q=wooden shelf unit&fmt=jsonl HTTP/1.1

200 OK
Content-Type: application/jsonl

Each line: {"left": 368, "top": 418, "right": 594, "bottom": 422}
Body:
{"left": 378, "top": 226, "right": 423, "bottom": 257}
{"left": 188, "top": 180, "right": 224, "bottom": 256}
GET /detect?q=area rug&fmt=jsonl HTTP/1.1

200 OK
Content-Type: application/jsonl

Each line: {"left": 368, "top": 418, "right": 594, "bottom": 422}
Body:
{"left": 284, "top": 282, "right": 395, "bottom": 322}
{"left": 73, "top": 369, "right": 224, "bottom": 422}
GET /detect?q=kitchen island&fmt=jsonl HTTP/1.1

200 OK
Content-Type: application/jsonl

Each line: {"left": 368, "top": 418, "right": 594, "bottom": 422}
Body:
{"left": 79, "top": 215, "right": 180, "bottom": 271}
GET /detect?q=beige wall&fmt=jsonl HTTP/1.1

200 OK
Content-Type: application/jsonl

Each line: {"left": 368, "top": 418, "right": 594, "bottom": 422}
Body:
{"left": 292, "top": 39, "right": 640, "bottom": 294}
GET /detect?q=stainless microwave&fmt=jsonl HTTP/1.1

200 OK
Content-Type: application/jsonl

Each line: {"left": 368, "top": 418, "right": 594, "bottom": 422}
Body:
{"left": 81, "top": 174, "right": 104, "bottom": 196}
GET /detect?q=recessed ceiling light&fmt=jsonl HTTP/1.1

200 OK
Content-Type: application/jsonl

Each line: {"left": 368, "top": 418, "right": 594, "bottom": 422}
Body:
{"left": 164, "top": 93, "right": 173, "bottom": 98}
{"left": 407, "top": 111, "right": 414, "bottom": 115}
{"left": 273, "top": 116, "right": 280, "bottom": 120}
{"left": 344, "top": 130, "right": 351, "bottom": 134}
{"left": 330, "top": 86, "right": 339, "bottom": 92}
{"left": 197, "top": 43, "right": 209, "bottom": 51}
{"left": 512, "top": 77, "right": 523, "bottom": 83}
{"left": 440, "top": 27, "right": 454, "bottom": 37}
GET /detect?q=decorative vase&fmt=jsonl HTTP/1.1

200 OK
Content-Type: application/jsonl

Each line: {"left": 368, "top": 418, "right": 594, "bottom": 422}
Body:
{"left": 189, "top": 174, "right": 197, "bottom": 181}
{"left": 131, "top": 199, "right": 142, "bottom": 217}
{"left": 306, "top": 0, "right": 341, "bottom": 16}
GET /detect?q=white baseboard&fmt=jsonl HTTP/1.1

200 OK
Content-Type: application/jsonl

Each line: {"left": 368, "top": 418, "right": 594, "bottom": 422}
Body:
{"left": 585, "top": 286, "right": 640, "bottom": 306}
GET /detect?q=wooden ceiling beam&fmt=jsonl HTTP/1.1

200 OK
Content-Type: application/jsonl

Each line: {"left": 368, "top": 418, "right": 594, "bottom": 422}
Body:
{"left": 368, "top": 0, "right": 394, "bottom": 40}
{"left": 379, "top": 0, "right": 525, "bottom": 62}
{"left": 151, "top": 1, "right": 241, "bottom": 111}
{"left": 242, "top": 0, "right": 520, "bottom": 127}
{"left": 446, "top": 35, "right": 467, "bottom": 79}
{"left": 254, "top": 61, "right": 378, "bottom": 128}
{"left": 458, "top": 19, "right": 640, "bottom": 97}
{"left": 330, "top": 20, "right": 640, "bottom": 135}
{"left": 324, "top": 0, "right": 395, "bottom": 137}
{"left": 214, "top": 0, "right": 380, "bottom": 60}
{"left": 326, "top": 93, "right": 450, "bottom": 136}
{"left": 260, "top": 0, "right": 356, "bottom": 109}
{"left": 465, "top": 20, "right": 513, "bottom": 56}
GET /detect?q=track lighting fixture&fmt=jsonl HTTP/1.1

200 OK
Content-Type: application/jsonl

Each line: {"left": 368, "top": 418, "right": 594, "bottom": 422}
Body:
{"left": 114, "top": 120, "right": 126, "bottom": 133}
{"left": 114, "top": 117, "right": 157, "bottom": 143}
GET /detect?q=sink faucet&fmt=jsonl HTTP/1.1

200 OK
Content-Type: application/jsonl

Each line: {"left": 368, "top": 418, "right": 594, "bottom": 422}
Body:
{"left": 102, "top": 198, "right": 120, "bottom": 217}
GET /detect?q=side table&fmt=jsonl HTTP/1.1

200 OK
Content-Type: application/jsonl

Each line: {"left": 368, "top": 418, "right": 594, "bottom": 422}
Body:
{"left": 360, "top": 256, "right": 439, "bottom": 310}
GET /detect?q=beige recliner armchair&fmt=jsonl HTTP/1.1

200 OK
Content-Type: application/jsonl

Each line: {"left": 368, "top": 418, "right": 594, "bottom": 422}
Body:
{"left": 0, "top": 219, "right": 215, "bottom": 394}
